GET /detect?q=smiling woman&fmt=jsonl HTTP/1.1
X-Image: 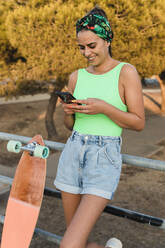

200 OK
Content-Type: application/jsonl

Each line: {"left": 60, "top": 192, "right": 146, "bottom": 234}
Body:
{"left": 54, "top": 6, "right": 145, "bottom": 248}
{"left": 77, "top": 31, "right": 109, "bottom": 67}
{"left": 76, "top": 9, "right": 113, "bottom": 58}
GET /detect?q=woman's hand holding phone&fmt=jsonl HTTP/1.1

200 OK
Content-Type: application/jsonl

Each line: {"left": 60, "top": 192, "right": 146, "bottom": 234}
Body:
{"left": 67, "top": 98, "right": 106, "bottom": 115}
{"left": 56, "top": 91, "right": 82, "bottom": 115}
{"left": 56, "top": 91, "right": 106, "bottom": 115}
{"left": 62, "top": 102, "right": 75, "bottom": 115}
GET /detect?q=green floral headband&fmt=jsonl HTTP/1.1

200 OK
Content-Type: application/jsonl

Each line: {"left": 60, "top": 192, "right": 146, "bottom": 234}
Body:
{"left": 76, "top": 14, "right": 113, "bottom": 42}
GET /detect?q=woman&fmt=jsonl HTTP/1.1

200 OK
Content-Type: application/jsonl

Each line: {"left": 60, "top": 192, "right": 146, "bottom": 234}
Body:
{"left": 54, "top": 6, "right": 145, "bottom": 248}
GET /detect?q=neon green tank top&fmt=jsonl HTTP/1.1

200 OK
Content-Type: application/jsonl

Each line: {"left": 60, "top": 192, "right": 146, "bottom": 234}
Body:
{"left": 73, "top": 63, "right": 127, "bottom": 136}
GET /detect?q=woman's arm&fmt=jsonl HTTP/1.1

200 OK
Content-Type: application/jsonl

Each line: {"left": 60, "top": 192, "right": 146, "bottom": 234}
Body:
{"left": 67, "top": 64, "right": 145, "bottom": 131}
{"left": 102, "top": 64, "right": 145, "bottom": 131}
{"left": 64, "top": 113, "right": 75, "bottom": 131}
{"left": 62, "top": 70, "right": 78, "bottom": 131}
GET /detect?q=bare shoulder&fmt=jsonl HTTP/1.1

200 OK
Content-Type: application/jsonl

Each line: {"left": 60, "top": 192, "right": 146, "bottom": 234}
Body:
{"left": 120, "top": 63, "right": 141, "bottom": 86}
{"left": 68, "top": 70, "right": 78, "bottom": 93}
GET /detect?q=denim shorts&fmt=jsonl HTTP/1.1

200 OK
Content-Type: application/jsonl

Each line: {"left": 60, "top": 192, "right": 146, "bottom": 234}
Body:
{"left": 54, "top": 131, "right": 122, "bottom": 200}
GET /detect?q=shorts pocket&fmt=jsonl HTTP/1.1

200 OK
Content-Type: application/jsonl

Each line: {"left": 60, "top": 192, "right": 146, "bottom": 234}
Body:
{"left": 98, "top": 143, "right": 121, "bottom": 170}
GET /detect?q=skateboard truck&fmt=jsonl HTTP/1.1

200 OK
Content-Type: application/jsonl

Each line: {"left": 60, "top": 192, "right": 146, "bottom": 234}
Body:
{"left": 7, "top": 140, "right": 49, "bottom": 159}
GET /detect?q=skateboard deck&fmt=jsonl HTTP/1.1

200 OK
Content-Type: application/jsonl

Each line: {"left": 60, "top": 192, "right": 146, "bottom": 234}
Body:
{"left": 1, "top": 135, "right": 47, "bottom": 248}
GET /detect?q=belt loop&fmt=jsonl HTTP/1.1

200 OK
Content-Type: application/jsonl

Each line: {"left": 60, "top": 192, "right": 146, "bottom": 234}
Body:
{"left": 99, "top": 136, "right": 102, "bottom": 146}
{"left": 71, "top": 131, "right": 75, "bottom": 141}
{"left": 119, "top": 136, "right": 122, "bottom": 146}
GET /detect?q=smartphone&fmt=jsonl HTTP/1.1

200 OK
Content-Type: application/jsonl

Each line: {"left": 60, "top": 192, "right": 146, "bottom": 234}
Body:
{"left": 55, "top": 91, "right": 82, "bottom": 105}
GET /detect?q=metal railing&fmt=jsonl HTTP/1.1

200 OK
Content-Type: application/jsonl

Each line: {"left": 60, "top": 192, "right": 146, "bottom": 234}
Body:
{"left": 0, "top": 132, "right": 165, "bottom": 171}
{"left": 0, "top": 131, "right": 165, "bottom": 245}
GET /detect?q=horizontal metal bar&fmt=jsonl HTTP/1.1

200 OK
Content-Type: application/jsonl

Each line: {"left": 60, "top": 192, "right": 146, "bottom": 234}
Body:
{"left": 34, "top": 227, "right": 62, "bottom": 245}
{"left": 122, "top": 154, "right": 165, "bottom": 171}
{"left": 44, "top": 187, "right": 165, "bottom": 229}
{"left": 104, "top": 205, "right": 165, "bottom": 229}
{"left": 0, "top": 215, "right": 4, "bottom": 225}
{"left": 0, "top": 132, "right": 165, "bottom": 170}
{"left": 44, "top": 187, "right": 61, "bottom": 199}
{"left": 0, "top": 175, "right": 13, "bottom": 185}
{"left": 1, "top": 176, "right": 164, "bottom": 229}
{"left": 0, "top": 214, "right": 62, "bottom": 245}
{"left": 0, "top": 132, "right": 65, "bottom": 151}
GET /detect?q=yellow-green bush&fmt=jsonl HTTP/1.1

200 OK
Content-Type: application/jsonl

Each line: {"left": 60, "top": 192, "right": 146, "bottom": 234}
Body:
{"left": 0, "top": 0, "right": 165, "bottom": 96}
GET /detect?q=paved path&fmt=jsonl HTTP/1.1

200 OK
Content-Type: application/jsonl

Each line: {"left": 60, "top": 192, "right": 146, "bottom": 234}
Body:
{"left": 0, "top": 94, "right": 50, "bottom": 105}
{"left": 122, "top": 114, "right": 165, "bottom": 157}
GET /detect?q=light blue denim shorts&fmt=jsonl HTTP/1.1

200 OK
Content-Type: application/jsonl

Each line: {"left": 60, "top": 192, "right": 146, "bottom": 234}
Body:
{"left": 54, "top": 131, "right": 122, "bottom": 200}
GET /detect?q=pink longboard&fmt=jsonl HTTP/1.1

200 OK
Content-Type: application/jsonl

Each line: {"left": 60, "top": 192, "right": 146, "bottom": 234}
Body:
{"left": 1, "top": 135, "right": 47, "bottom": 248}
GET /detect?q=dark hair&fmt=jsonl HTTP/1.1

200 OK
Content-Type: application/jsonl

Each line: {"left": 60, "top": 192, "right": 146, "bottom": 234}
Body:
{"left": 159, "top": 70, "right": 165, "bottom": 81}
{"left": 86, "top": 6, "right": 113, "bottom": 57}
{"left": 88, "top": 6, "right": 108, "bottom": 19}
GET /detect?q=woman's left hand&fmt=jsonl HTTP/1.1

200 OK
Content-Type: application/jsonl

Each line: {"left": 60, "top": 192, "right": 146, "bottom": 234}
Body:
{"left": 67, "top": 98, "right": 106, "bottom": 115}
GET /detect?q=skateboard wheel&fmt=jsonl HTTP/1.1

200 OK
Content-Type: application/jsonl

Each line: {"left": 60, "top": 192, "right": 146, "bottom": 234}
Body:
{"left": 7, "top": 140, "right": 22, "bottom": 153}
{"left": 33, "top": 145, "right": 49, "bottom": 159}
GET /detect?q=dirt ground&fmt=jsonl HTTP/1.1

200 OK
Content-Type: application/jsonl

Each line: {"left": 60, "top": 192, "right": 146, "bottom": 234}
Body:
{"left": 0, "top": 92, "right": 165, "bottom": 248}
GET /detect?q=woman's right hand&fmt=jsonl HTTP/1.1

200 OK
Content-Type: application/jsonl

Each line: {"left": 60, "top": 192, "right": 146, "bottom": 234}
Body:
{"left": 60, "top": 99, "right": 75, "bottom": 115}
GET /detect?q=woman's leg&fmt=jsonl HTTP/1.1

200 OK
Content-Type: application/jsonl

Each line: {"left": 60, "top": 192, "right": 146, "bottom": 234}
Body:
{"left": 60, "top": 194, "right": 109, "bottom": 248}
{"left": 61, "top": 191, "right": 82, "bottom": 227}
